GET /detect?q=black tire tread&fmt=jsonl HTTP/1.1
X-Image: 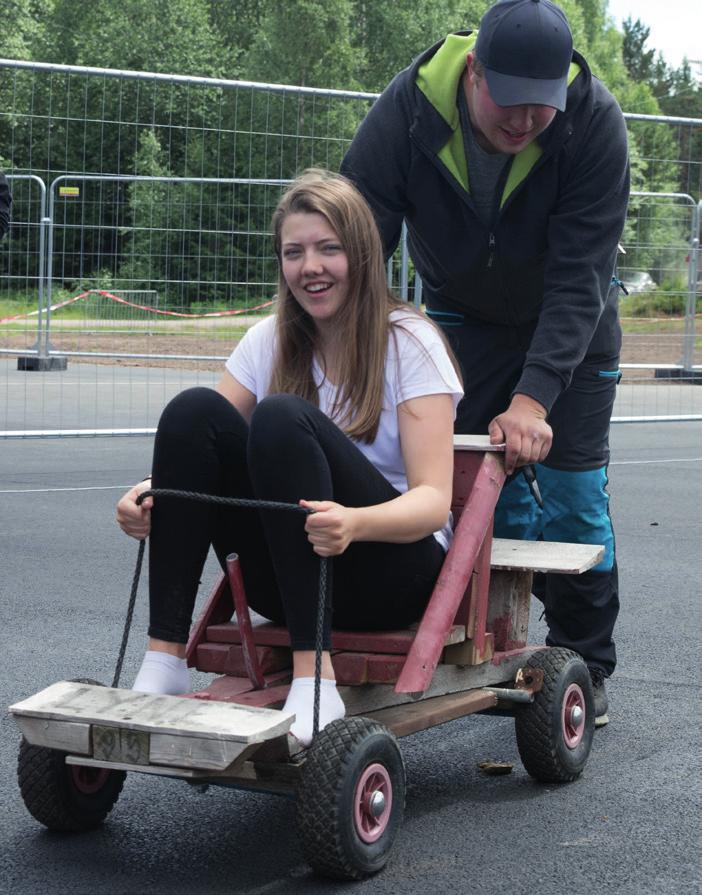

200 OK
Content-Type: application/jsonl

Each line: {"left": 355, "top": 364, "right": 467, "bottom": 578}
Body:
{"left": 297, "top": 717, "right": 404, "bottom": 880}
{"left": 515, "top": 647, "right": 593, "bottom": 783}
{"left": 17, "top": 739, "right": 126, "bottom": 831}
{"left": 16, "top": 679, "right": 125, "bottom": 831}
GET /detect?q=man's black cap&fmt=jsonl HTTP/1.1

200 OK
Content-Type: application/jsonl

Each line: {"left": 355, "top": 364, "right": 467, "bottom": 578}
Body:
{"left": 475, "top": 0, "right": 573, "bottom": 111}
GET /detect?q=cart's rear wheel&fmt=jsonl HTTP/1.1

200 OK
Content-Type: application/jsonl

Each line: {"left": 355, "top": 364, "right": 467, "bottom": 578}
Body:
{"left": 16, "top": 679, "right": 126, "bottom": 831}
{"left": 296, "top": 717, "right": 405, "bottom": 880}
{"left": 514, "top": 648, "right": 595, "bottom": 783}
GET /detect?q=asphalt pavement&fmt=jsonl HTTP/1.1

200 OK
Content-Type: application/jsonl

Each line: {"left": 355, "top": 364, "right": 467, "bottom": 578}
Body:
{"left": 1, "top": 422, "right": 700, "bottom": 895}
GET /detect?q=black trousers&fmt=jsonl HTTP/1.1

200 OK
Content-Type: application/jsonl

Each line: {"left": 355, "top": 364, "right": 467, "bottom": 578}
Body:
{"left": 148, "top": 388, "right": 445, "bottom": 650}
{"left": 428, "top": 302, "right": 621, "bottom": 675}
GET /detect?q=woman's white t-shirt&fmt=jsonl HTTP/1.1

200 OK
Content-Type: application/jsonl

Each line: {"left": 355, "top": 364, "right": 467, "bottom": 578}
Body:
{"left": 225, "top": 309, "right": 464, "bottom": 550}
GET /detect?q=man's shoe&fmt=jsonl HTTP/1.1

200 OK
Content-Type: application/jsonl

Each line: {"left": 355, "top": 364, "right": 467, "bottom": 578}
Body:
{"left": 589, "top": 667, "right": 609, "bottom": 728}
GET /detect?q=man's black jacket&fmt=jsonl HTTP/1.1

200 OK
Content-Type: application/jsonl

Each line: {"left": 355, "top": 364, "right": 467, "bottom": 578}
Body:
{"left": 342, "top": 33, "right": 630, "bottom": 412}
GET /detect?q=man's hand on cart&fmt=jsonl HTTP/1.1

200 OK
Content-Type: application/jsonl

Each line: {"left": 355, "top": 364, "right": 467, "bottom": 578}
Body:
{"left": 488, "top": 394, "right": 552, "bottom": 475}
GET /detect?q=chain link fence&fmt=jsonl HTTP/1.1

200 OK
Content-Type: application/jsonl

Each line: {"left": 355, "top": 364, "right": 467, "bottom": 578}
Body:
{"left": 1, "top": 59, "right": 700, "bottom": 435}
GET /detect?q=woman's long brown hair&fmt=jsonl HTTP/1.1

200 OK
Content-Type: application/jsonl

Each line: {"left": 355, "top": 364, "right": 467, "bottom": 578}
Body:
{"left": 270, "top": 170, "right": 458, "bottom": 443}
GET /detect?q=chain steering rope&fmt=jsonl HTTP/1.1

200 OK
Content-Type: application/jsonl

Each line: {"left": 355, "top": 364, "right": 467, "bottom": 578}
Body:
{"left": 113, "top": 488, "right": 330, "bottom": 739}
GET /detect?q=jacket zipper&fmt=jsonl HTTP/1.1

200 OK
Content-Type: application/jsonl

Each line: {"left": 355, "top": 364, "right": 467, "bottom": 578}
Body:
{"left": 487, "top": 233, "right": 495, "bottom": 268}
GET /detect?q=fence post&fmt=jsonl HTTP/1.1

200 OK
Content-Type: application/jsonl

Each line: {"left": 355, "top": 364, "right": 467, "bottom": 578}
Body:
{"left": 23, "top": 177, "right": 67, "bottom": 370}
{"left": 681, "top": 200, "right": 701, "bottom": 379}
{"left": 5, "top": 175, "right": 65, "bottom": 372}
{"left": 399, "top": 222, "right": 409, "bottom": 303}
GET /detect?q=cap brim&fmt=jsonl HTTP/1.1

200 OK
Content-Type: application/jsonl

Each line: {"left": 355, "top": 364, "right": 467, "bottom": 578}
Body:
{"left": 484, "top": 68, "right": 567, "bottom": 112}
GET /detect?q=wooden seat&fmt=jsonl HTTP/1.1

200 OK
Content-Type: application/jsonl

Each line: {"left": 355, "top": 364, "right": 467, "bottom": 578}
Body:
{"left": 192, "top": 537, "right": 603, "bottom": 684}
{"left": 186, "top": 438, "right": 604, "bottom": 697}
{"left": 196, "top": 622, "right": 467, "bottom": 684}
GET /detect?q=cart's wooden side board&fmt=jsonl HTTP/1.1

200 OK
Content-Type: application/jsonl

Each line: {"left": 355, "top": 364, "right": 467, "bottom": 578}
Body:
{"left": 490, "top": 538, "right": 604, "bottom": 574}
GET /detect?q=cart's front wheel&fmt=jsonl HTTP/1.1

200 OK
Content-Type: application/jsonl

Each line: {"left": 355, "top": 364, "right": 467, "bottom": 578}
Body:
{"left": 296, "top": 717, "right": 405, "bottom": 880}
{"left": 16, "top": 679, "right": 126, "bottom": 831}
{"left": 514, "top": 647, "right": 595, "bottom": 783}
{"left": 18, "top": 739, "right": 126, "bottom": 831}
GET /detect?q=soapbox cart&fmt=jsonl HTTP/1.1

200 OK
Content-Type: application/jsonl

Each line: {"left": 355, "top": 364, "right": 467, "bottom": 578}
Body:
{"left": 10, "top": 436, "right": 603, "bottom": 880}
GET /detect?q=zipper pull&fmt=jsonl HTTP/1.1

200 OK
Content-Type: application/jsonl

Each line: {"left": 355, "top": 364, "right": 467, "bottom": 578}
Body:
{"left": 612, "top": 275, "right": 628, "bottom": 295}
{"left": 487, "top": 233, "right": 496, "bottom": 268}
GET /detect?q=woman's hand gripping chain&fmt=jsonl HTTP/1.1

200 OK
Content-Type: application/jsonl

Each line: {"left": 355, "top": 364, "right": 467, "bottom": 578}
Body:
{"left": 300, "top": 499, "right": 359, "bottom": 557}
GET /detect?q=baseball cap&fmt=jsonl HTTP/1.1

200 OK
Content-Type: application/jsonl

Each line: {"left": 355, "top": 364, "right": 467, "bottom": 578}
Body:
{"left": 475, "top": 0, "right": 573, "bottom": 111}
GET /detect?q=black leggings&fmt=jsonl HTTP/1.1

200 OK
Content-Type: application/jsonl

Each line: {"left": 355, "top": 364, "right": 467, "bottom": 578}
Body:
{"left": 148, "top": 388, "right": 445, "bottom": 650}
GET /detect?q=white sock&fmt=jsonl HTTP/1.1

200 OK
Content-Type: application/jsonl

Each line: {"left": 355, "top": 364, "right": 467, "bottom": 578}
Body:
{"left": 283, "top": 677, "right": 345, "bottom": 747}
{"left": 132, "top": 650, "right": 191, "bottom": 695}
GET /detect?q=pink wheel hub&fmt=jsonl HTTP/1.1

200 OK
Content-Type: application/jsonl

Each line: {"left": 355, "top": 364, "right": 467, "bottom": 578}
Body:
{"left": 70, "top": 765, "right": 111, "bottom": 795}
{"left": 353, "top": 762, "right": 392, "bottom": 843}
{"left": 561, "top": 683, "right": 586, "bottom": 749}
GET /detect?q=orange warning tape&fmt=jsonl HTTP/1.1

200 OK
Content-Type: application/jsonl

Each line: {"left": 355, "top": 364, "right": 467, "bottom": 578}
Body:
{"left": 0, "top": 289, "right": 274, "bottom": 323}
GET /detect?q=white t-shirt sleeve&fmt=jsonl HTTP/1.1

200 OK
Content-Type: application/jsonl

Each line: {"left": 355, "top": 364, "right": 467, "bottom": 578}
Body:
{"left": 225, "top": 315, "right": 276, "bottom": 400}
{"left": 389, "top": 313, "right": 463, "bottom": 413}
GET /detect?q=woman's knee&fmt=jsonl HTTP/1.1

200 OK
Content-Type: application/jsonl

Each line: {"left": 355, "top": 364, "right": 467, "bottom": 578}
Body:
{"left": 158, "top": 387, "right": 233, "bottom": 433}
{"left": 249, "top": 394, "right": 312, "bottom": 444}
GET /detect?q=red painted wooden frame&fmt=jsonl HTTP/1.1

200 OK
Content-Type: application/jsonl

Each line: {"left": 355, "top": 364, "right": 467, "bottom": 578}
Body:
{"left": 185, "top": 445, "right": 506, "bottom": 698}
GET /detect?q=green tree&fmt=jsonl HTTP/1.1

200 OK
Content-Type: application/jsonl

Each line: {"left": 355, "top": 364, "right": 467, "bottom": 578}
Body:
{"left": 621, "top": 16, "right": 656, "bottom": 84}
{"left": 119, "top": 130, "right": 171, "bottom": 292}
{"left": 620, "top": 14, "right": 701, "bottom": 199}
{"left": 244, "top": 0, "right": 359, "bottom": 89}
{"left": 0, "top": 0, "right": 51, "bottom": 60}
{"left": 350, "top": 0, "right": 485, "bottom": 93}
{"left": 616, "top": 13, "right": 698, "bottom": 287}
{"left": 206, "top": 0, "right": 266, "bottom": 77}
{"left": 47, "top": 0, "right": 226, "bottom": 75}
{"left": 239, "top": 0, "right": 365, "bottom": 179}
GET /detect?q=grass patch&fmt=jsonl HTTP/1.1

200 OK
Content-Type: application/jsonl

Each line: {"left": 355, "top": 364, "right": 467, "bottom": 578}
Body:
{"left": 620, "top": 316, "right": 688, "bottom": 334}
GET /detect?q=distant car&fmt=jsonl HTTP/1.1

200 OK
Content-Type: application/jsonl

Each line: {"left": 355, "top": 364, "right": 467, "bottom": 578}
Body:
{"left": 621, "top": 271, "right": 657, "bottom": 294}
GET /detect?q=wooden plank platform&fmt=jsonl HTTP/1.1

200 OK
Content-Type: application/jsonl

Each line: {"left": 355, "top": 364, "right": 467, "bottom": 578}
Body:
{"left": 10, "top": 681, "right": 293, "bottom": 744}
{"left": 490, "top": 538, "right": 604, "bottom": 574}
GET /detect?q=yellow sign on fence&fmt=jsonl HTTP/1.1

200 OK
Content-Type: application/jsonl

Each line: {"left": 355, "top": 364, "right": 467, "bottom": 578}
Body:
{"left": 58, "top": 186, "right": 80, "bottom": 197}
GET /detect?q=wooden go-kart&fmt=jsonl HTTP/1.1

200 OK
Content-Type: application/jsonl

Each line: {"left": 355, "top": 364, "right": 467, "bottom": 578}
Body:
{"left": 10, "top": 437, "right": 603, "bottom": 880}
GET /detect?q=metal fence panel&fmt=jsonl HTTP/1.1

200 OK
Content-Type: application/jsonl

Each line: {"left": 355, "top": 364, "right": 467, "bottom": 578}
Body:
{"left": 614, "top": 192, "right": 701, "bottom": 420}
{"left": 1, "top": 59, "right": 701, "bottom": 435}
{"left": 1, "top": 174, "right": 49, "bottom": 431}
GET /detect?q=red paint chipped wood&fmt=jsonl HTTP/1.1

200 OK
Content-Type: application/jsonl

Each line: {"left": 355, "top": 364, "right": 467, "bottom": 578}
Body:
{"left": 205, "top": 623, "right": 466, "bottom": 653}
{"left": 196, "top": 643, "right": 291, "bottom": 677}
{"left": 396, "top": 452, "right": 506, "bottom": 694}
{"left": 333, "top": 652, "right": 406, "bottom": 685}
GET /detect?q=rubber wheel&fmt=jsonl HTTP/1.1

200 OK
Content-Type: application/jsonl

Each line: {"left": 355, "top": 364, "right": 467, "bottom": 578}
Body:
{"left": 514, "top": 648, "right": 595, "bottom": 783}
{"left": 16, "top": 679, "right": 126, "bottom": 831}
{"left": 296, "top": 717, "right": 405, "bottom": 880}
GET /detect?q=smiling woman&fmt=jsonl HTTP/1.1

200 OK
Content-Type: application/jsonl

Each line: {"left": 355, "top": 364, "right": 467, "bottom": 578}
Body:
{"left": 279, "top": 211, "right": 350, "bottom": 334}
{"left": 116, "top": 169, "right": 463, "bottom": 749}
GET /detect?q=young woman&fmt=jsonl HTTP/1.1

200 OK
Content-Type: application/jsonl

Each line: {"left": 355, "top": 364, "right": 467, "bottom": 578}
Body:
{"left": 117, "top": 170, "right": 463, "bottom": 747}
